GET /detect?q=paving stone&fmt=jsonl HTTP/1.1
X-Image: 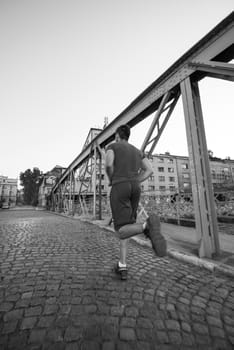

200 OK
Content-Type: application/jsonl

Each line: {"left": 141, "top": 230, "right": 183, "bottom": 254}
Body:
{"left": 43, "top": 303, "right": 58, "bottom": 315}
{"left": 0, "top": 302, "right": 14, "bottom": 312}
{"left": 137, "top": 317, "right": 153, "bottom": 329}
{"left": 210, "top": 326, "right": 226, "bottom": 338}
{"left": 101, "top": 324, "right": 118, "bottom": 340}
{"left": 155, "top": 330, "right": 169, "bottom": 344}
{"left": 25, "top": 306, "right": 42, "bottom": 317}
{"left": 2, "top": 320, "right": 18, "bottom": 334}
{"left": 29, "top": 329, "right": 46, "bottom": 343}
{"left": 181, "top": 322, "right": 191, "bottom": 332}
{"left": 168, "top": 331, "right": 182, "bottom": 345}
{"left": 102, "top": 341, "right": 115, "bottom": 350}
{"left": 136, "top": 328, "right": 153, "bottom": 341}
{"left": 120, "top": 317, "right": 136, "bottom": 328}
{"left": 110, "top": 305, "right": 125, "bottom": 316}
{"left": 206, "top": 315, "right": 223, "bottom": 328}
{"left": 37, "top": 315, "right": 55, "bottom": 328}
{"left": 64, "top": 326, "right": 82, "bottom": 341}
{"left": 119, "top": 327, "right": 136, "bottom": 341}
{"left": 20, "top": 316, "right": 37, "bottom": 330}
{"left": 81, "top": 340, "right": 101, "bottom": 350}
{"left": 193, "top": 323, "right": 209, "bottom": 335}
{"left": 116, "top": 341, "right": 134, "bottom": 350}
{"left": 165, "top": 319, "right": 181, "bottom": 331}
{"left": 125, "top": 306, "right": 138, "bottom": 318}
{"left": 46, "top": 328, "right": 64, "bottom": 342}
{"left": 65, "top": 343, "right": 80, "bottom": 350}
{"left": 3, "top": 309, "right": 23, "bottom": 322}
{"left": 8, "top": 332, "right": 28, "bottom": 349}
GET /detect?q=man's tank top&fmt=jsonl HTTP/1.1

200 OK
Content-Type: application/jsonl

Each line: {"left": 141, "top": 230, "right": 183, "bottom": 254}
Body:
{"left": 107, "top": 142, "right": 144, "bottom": 185}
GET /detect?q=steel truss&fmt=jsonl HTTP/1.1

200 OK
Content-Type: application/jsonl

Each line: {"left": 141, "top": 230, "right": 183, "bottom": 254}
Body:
{"left": 51, "top": 12, "right": 234, "bottom": 258}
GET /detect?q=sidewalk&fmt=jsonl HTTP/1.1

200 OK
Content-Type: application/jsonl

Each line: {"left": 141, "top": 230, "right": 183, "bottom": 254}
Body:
{"left": 79, "top": 216, "right": 234, "bottom": 278}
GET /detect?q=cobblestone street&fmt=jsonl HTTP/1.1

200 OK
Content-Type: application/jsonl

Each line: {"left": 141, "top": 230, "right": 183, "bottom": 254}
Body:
{"left": 0, "top": 210, "right": 234, "bottom": 350}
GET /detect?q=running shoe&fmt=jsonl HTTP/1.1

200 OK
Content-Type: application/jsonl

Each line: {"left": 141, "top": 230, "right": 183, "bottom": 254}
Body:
{"left": 114, "top": 262, "right": 128, "bottom": 280}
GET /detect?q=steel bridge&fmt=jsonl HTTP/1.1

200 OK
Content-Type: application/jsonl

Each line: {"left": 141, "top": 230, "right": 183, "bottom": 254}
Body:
{"left": 50, "top": 12, "right": 234, "bottom": 259}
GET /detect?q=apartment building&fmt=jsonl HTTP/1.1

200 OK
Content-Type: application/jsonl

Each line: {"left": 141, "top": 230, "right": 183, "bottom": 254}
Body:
{"left": 0, "top": 175, "right": 18, "bottom": 208}
{"left": 141, "top": 153, "right": 179, "bottom": 196}
{"left": 131, "top": 153, "right": 234, "bottom": 196}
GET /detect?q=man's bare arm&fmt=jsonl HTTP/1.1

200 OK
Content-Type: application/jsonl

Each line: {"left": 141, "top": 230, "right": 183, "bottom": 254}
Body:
{"left": 105, "top": 149, "right": 115, "bottom": 186}
{"left": 137, "top": 157, "right": 153, "bottom": 183}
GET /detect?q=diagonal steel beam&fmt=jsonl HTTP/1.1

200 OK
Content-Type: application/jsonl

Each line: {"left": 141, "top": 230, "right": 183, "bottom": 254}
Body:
{"left": 189, "top": 60, "right": 234, "bottom": 81}
{"left": 141, "top": 90, "right": 180, "bottom": 155}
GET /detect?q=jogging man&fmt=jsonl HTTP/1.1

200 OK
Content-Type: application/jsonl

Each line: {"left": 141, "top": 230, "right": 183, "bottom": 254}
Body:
{"left": 105, "top": 124, "right": 167, "bottom": 280}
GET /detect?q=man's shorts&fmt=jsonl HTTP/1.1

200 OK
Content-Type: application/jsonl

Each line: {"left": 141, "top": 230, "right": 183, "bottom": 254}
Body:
{"left": 110, "top": 181, "right": 141, "bottom": 231}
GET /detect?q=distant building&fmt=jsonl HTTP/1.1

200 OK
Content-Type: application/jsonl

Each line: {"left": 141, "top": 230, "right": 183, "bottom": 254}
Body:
{"left": 141, "top": 153, "right": 234, "bottom": 196}
{"left": 0, "top": 175, "right": 18, "bottom": 208}
{"left": 38, "top": 166, "right": 66, "bottom": 208}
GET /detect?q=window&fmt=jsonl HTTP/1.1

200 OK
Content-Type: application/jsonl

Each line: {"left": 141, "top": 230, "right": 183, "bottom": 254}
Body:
{"left": 149, "top": 185, "right": 155, "bottom": 191}
{"left": 158, "top": 167, "right": 164, "bottom": 172}
{"left": 159, "top": 176, "right": 165, "bottom": 182}
{"left": 168, "top": 167, "right": 174, "bottom": 173}
{"left": 182, "top": 163, "right": 189, "bottom": 169}
{"left": 169, "top": 186, "right": 175, "bottom": 191}
{"left": 183, "top": 174, "right": 190, "bottom": 179}
{"left": 158, "top": 158, "right": 164, "bottom": 163}
{"left": 168, "top": 158, "right": 174, "bottom": 163}
{"left": 183, "top": 183, "right": 190, "bottom": 189}
{"left": 159, "top": 186, "right": 166, "bottom": 191}
{"left": 169, "top": 177, "right": 175, "bottom": 182}
{"left": 149, "top": 175, "right": 154, "bottom": 181}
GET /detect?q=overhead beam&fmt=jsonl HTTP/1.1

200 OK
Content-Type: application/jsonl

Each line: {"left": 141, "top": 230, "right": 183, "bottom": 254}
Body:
{"left": 53, "top": 12, "right": 234, "bottom": 193}
{"left": 189, "top": 60, "right": 234, "bottom": 81}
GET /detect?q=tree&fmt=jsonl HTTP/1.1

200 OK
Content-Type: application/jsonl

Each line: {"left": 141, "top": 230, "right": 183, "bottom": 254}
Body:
{"left": 20, "top": 167, "right": 43, "bottom": 206}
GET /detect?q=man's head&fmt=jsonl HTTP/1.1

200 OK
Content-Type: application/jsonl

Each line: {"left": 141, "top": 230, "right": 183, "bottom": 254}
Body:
{"left": 115, "top": 124, "right": 130, "bottom": 142}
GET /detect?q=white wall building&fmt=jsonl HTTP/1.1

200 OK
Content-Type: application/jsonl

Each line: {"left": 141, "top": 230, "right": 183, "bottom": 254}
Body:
{"left": 0, "top": 175, "right": 18, "bottom": 208}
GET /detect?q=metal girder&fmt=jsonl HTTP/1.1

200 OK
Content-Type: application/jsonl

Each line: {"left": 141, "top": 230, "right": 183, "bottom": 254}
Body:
{"left": 180, "top": 78, "right": 220, "bottom": 258}
{"left": 52, "top": 12, "right": 234, "bottom": 193}
{"left": 141, "top": 90, "right": 180, "bottom": 155}
{"left": 189, "top": 60, "right": 234, "bottom": 81}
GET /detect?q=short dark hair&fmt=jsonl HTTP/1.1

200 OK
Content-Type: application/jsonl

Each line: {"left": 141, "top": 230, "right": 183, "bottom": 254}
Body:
{"left": 116, "top": 124, "right": 130, "bottom": 140}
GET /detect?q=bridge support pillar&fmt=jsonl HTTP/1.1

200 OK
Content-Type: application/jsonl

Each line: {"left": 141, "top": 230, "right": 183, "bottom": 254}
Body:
{"left": 180, "top": 77, "right": 220, "bottom": 258}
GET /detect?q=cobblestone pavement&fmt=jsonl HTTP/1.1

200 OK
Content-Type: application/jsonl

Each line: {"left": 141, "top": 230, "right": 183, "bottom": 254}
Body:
{"left": 0, "top": 210, "right": 234, "bottom": 350}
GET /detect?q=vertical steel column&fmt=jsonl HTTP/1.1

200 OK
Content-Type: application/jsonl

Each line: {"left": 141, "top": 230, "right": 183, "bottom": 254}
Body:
{"left": 98, "top": 147, "right": 102, "bottom": 220}
{"left": 93, "top": 146, "right": 97, "bottom": 218}
{"left": 69, "top": 171, "right": 72, "bottom": 214}
{"left": 180, "top": 77, "right": 220, "bottom": 258}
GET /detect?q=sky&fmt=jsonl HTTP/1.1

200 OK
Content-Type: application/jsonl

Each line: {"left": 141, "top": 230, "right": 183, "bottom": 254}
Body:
{"left": 0, "top": 0, "right": 233, "bottom": 183}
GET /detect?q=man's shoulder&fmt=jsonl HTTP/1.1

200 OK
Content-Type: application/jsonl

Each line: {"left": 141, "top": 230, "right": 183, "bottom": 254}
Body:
{"left": 107, "top": 142, "right": 144, "bottom": 156}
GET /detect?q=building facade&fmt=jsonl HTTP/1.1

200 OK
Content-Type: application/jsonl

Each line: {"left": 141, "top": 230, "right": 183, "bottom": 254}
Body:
{"left": 0, "top": 176, "right": 18, "bottom": 208}
{"left": 38, "top": 166, "right": 66, "bottom": 208}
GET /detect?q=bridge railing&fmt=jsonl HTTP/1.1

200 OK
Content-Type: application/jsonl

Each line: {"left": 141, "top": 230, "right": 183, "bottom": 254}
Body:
{"left": 50, "top": 189, "right": 234, "bottom": 225}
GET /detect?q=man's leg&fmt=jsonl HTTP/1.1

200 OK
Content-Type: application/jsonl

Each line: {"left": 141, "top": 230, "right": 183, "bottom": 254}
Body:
{"left": 119, "top": 238, "right": 129, "bottom": 265}
{"left": 119, "top": 223, "right": 144, "bottom": 239}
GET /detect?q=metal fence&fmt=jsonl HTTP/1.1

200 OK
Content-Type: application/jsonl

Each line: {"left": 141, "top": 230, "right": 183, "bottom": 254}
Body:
{"left": 50, "top": 190, "right": 234, "bottom": 226}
